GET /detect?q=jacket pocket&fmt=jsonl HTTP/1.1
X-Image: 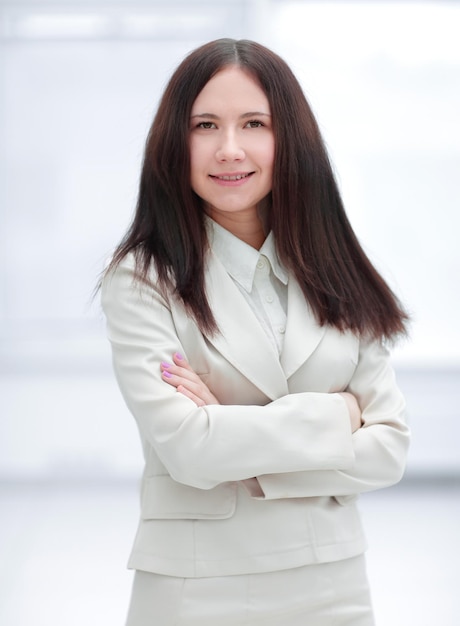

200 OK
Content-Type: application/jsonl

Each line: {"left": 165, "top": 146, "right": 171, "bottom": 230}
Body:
{"left": 141, "top": 475, "right": 237, "bottom": 520}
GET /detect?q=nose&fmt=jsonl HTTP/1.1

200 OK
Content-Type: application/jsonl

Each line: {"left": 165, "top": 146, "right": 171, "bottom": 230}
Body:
{"left": 215, "top": 130, "right": 245, "bottom": 162}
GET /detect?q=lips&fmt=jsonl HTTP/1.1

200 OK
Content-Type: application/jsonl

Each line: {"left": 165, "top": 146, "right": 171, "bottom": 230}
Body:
{"left": 211, "top": 172, "right": 253, "bottom": 181}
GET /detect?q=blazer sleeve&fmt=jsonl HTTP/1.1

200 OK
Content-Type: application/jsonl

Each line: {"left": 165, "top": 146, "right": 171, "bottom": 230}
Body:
{"left": 101, "top": 256, "right": 355, "bottom": 490}
{"left": 248, "top": 338, "right": 410, "bottom": 500}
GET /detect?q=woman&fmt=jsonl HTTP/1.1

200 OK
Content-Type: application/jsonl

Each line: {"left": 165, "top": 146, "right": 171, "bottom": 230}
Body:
{"left": 101, "top": 38, "right": 410, "bottom": 625}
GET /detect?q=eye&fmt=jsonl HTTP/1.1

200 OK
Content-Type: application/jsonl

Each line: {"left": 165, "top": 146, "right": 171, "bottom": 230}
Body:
{"left": 196, "top": 121, "right": 216, "bottom": 130}
{"left": 245, "top": 120, "right": 264, "bottom": 128}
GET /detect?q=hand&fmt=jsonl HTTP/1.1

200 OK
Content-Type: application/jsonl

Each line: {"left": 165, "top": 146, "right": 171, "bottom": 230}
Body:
{"left": 160, "top": 353, "right": 220, "bottom": 407}
{"left": 338, "top": 392, "right": 362, "bottom": 433}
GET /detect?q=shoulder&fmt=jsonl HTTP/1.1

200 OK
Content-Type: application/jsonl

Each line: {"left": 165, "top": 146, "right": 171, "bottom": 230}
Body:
{"left": 101, "top": 252, "right": 168, "bottom": 311}
{"left": 102, "top": 250, "right": 136, "bottom": 282}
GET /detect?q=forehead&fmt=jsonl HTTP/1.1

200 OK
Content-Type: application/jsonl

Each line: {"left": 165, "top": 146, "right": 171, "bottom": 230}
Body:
{"left": 191, "top": 66, "right": 270, "bottom": 113}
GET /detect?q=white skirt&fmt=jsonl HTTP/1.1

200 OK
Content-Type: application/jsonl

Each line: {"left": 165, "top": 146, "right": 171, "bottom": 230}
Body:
{"left": 125, "top": 555, "right": 375, "bottom": 626}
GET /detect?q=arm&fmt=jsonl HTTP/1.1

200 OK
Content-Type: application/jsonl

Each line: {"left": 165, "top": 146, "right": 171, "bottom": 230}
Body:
{"left": 160, "top": 353, "right": 362, "bottom": 433}
{"left": 247, "top": 339, "right": 410, "bottom": 500}
{"left": 101, "top": 257, "right": 355, "bottom": 490}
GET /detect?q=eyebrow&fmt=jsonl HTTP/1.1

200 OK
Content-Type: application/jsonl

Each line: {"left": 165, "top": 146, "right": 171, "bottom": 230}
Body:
{"left": 190, "top": 111, "right": 271, "bottom": 120}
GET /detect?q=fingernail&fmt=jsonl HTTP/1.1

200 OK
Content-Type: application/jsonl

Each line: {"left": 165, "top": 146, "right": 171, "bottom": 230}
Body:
{"left": 162, "top": 371, "right": 172, "bottom": 378}
{"left": 175, "top": 352, "right": 183, "bottom": 360}
{"left": 161, "top": 362, "right": 171, "bottom": 368}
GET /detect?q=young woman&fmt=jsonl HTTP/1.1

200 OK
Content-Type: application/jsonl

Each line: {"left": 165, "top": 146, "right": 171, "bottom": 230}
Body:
{"left": 101, "top": 38, "right": 410, "bottom": 626}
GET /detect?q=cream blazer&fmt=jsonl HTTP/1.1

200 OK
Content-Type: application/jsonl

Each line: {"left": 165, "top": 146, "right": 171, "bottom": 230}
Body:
{"left": 101, "top": 250, "right": 410, "bottom": 578}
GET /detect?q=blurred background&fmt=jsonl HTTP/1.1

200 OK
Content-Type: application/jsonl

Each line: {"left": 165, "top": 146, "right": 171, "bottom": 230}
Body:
{"left": 0, "top": 0, "right": 458, "bottom": 624}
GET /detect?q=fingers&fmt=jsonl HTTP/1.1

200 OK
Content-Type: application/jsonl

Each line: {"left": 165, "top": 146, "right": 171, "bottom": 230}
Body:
{"left": 338, "top": 392, "right": 362, "bottom": 433}
{"left": 172, "top": 352, "right": 190, "bottom": 369}
{"left": 160, "top": 353, "right": 200, "bottom": 387}
{"left": 160, "top": 353, "right": 219, "bottom": 406}
{"left": 176, "top": 385, "right": 206, "bottom": 407}
{"left": 161, "top": 366, "right": 201, "bottom": 392}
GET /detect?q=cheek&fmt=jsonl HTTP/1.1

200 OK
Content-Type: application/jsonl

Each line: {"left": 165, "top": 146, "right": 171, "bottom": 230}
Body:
{"left": 262, "top": 147, "right": 275, "bottom": 187}
{"left": 189, "top": 140, "right": 198, "bottom": 170}
{"left": 190, "top": 136, "right": 207, "bottom": 165}
{"left": 260, "top": 137, "right": 275, "bottom": 171}
{"left": 189, "top": 142, "right": 205, "bottom": 190}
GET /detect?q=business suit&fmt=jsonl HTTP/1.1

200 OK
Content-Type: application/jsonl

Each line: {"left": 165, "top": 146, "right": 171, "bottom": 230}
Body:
{"left": 101, "top": 246, "right": 409, "bottom": 582}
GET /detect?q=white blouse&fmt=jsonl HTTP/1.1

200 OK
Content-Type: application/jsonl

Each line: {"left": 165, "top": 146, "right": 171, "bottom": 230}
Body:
{"left": 207, "top": 218, "right": 288, "bottom": 356}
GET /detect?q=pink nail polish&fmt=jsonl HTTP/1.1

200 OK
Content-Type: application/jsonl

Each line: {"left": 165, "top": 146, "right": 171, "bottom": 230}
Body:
{"left": 163, "top": 371, "right": 172, "bottom": 378}
{"left": 175, "top": 352, "right": 183, "bottom": 360}
{"left": 161, "top": 362, "right": 171, "bottom": 368}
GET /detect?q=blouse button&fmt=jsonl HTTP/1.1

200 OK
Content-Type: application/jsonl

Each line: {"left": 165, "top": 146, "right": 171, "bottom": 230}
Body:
{"left": 256, "top": 259, "right": 265, "bottom": 270}
{"left": 278, "top": 326, "right": 286, "bottom": 334}
{"left": 265, "top": 294, "right": 274, "bottom": 303}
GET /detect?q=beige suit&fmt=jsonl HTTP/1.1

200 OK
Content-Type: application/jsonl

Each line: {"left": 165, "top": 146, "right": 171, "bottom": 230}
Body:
{"left": 102, "top": 250, "right": 409, "bottom": 578}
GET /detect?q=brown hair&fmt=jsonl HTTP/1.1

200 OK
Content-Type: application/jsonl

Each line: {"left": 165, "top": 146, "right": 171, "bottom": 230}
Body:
{"left": 106, "top": 38, "right": 408, "bottom": 340}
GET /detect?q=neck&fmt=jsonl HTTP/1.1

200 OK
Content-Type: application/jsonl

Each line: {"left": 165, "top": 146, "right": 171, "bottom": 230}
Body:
{"left": 235, "top": 222, "right": 265, "bottom": 249}
{"left": 206, "top": 208, "right": 266, "bottom": 250}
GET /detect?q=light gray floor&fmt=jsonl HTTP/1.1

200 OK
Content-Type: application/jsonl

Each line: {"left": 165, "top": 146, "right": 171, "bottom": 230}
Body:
{"left": 0, "top": 478, "right": 458, "bottom": 625}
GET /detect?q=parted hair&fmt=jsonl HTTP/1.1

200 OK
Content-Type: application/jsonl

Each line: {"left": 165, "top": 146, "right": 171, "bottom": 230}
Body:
{"left": 105, "top": 38, "right": 408, "bottom": 340}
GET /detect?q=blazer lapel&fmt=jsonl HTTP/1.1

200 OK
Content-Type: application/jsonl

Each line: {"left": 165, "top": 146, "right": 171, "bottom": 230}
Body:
{"left": 280, "top": 276, "right": 326, "bottom": 379}
{"left": 204, "top": 252, "right": 289, "bottom": 401}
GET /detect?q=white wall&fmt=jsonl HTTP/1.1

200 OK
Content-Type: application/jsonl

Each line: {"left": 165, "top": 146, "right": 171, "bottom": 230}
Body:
{"left": 270, "top": 0, "right": 460, "bottom": 366}
{"left": 1, "top": 0, "right": 458, "bottom": 481}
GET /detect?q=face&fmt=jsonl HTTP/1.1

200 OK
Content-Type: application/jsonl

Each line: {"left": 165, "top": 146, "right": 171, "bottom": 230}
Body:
{"left": 189, "top": 66, "right": 274, "bottom": 231}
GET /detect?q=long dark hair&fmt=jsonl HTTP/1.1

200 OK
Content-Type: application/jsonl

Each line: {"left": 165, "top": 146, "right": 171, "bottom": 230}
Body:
{"left": 106, "top": 38, "right": 408, "bottom": 340}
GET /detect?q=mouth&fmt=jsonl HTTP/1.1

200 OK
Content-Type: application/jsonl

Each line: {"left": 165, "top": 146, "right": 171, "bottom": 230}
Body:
{"left": 210, "top": 172, "right": 254, "bottom": 181}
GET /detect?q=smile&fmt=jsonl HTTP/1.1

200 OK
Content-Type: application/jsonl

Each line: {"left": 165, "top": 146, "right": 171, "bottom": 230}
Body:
{"left": 210, "top": 172, "right": 255, "bottom": 187}
{"left": 211, "top": 172, "right": 253, "bottom": 181}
